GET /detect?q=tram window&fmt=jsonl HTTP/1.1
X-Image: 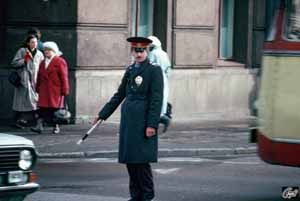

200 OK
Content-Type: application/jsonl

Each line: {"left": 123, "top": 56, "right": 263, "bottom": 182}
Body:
{"left": 265, "top": 0, "right": 281, "bottom": 41}
{"left": 285, "top": 0, "right": 300, "bottom": 41}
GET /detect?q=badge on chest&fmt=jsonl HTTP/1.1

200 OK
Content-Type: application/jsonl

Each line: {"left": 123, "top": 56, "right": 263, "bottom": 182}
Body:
{"left": 135, "top": 76, "right": 143, "bottom": 86}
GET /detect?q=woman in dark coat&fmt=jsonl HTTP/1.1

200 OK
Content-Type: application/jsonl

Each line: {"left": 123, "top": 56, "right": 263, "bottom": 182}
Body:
{"left": 94, "top": 37, "right": 163, "bottom": 201}
{"left": 31, "top": 41, "right": 69, "bottom": 134}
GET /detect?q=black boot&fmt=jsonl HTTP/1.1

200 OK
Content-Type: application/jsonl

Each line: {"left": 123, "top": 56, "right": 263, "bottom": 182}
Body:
{"left": 31, "top": 118, "right": 43, "bottom": 134}
{"left": 14, "top": 120, "right": 25, "bottom": 129}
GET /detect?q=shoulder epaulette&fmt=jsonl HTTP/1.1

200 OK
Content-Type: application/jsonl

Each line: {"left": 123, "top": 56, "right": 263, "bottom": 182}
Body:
{"left": 126, "top": 64, "right": 134, "bottom": 70}
{"left": 149, "top": 61, "right": 160, "bottom": 67}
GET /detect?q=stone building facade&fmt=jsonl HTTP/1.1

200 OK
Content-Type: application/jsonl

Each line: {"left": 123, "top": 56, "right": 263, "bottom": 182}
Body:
{"left": 0, "top": 0, "right": 267, "bottom": 123}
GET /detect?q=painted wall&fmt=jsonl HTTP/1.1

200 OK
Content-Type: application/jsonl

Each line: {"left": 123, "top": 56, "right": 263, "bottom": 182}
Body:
{"left": 75, "top": 68, "right": 257, "bottom": 123}
{"left": 172, "top": 0, "right": 218, "bottom": 68}
{"left": 0, "top": 0, "right": 262, "bottom": 123}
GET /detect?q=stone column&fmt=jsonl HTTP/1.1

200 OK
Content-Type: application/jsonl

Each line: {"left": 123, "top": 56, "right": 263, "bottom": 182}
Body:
{"left": 75, "top": 0, "right": 130, "bottom": 122}
{"left": 172, "top": 0, "right": 218, "bottom": 69}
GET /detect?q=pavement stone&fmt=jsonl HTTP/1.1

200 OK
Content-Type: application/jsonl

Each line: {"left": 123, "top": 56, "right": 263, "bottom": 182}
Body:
{"left": 0, "top": 119, "right": 257, "bottom": 158}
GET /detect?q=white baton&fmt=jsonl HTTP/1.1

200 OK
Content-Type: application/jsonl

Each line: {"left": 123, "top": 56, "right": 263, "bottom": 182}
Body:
{"left": 76, "top": 119, "right": 103, "bottom": 145}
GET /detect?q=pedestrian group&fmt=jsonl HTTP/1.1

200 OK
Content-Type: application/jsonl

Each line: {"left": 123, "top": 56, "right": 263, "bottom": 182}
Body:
{"left": 11, "top": 27, "right": 69, "bottom": 134}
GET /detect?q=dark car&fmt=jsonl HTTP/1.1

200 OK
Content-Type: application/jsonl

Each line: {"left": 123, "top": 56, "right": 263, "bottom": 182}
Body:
{"left": 0, "top": 133, "right": 39, "bottom": 201}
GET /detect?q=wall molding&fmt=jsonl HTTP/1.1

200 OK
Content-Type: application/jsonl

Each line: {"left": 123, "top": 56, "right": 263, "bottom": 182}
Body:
{"left": 74, "top": 66, "right": 127, "bottom": 70}
{"left": 173, "top": 65, "right": 213, "bottom": 69}
{"left": 173, "top": 25, "right": 215, "bottom": 31}
{"left": 5, "top": 21, "right": 128, "bottom": 29}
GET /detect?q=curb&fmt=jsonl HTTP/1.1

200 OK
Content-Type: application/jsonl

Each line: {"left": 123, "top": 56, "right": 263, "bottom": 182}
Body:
{"left": 38, "top": 146, "right": 257, "bottom": 159}
{"left": 28, "top": 191, "right": 126, "bottom": 201}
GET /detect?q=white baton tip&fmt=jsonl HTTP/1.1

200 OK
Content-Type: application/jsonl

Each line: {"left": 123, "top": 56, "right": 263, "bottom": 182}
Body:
{"left": 77, "top": 139, "right": 83, "bottom": 145}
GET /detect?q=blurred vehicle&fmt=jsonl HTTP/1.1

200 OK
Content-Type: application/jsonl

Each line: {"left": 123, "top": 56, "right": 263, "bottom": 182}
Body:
{"left": 251, "top": 0, "right": 300, "bottom": 167}
{"left": 0, "top": 133, "right": 39, "bottom": 201}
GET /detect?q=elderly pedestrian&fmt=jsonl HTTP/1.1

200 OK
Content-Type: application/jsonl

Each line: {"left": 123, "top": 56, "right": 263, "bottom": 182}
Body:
{"left": 94, "top": 37, "right": 163, "bottom": 201}
{"left": 148, "top": 35, "right": 172, "bottom": 132}
{"left": 11, "top": 34, "right": 44, "bottom": 128}
{"left": 31, "top": 41, "right": 69, "bottom": 134}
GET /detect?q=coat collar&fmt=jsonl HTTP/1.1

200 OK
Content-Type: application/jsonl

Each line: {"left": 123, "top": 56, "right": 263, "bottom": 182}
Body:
{"left": 43, "top": 56, "right": 58, "bottom": 70}
{"left": 130, "top": 58, "right": 149, "bottom": 78}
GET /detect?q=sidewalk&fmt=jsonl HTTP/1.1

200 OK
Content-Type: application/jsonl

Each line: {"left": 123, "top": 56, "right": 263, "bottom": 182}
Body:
{"left": 0, "top": 119, "right": 257, "bottom": 158}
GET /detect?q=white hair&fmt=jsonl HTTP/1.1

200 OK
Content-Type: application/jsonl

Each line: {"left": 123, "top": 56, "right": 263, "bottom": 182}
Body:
{"left": 43, "top": 41, "right": 63, "bottom": 56}
{"left": 148, "top": 36, "right": 161, "bottom": 48}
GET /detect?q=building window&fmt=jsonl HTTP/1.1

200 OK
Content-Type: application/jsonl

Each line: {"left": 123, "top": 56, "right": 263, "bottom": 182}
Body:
{"left": 131, "top": 0, "right": 154, "bottom": 37}
{"left": 219, "top": 0, "right": 234, "bottom": 59}
{"left": 219, "top": 0, "right": 250, "bottom": 65}
{"left": 131, "top": 0, "right": 168, "bottom": 50}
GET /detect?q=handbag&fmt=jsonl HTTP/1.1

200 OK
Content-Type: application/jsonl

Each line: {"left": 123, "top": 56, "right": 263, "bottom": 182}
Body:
{"left": 53, "top": 97, "right": 71, "bottom": 124}
{"left": 166, "top": 102, "right": 173, "bottom": 119}
{"left": 8, "top": 71, "right": 21, "bottom": 87}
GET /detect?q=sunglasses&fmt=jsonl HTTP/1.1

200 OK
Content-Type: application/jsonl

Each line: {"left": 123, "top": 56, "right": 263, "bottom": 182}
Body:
{"left": 134, "top": 47, "right": 146, "bottom": 53}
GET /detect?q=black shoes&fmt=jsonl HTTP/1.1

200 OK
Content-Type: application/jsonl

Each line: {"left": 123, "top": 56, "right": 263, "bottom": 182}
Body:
{"left": 14, "top": 119, "right": 28, "bottom": 129}
{"left": 31, "top": 120, "right": 60, "bottom": 134}
{"left": 14, "top": 123, "right": 24, "bottom": 129}
{"left": 30, "top": 119, "right": 43, "bottom": 134}
{"left": 30, "top": 126, "right": 42, "bottom": 134}
{"left": 31, "top": 125, "right": 60, "bottom": 134}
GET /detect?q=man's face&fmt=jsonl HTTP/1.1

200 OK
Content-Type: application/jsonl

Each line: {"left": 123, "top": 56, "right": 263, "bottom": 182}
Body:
{"left": 132, "top": 48, "right": 148, "bottom": 63}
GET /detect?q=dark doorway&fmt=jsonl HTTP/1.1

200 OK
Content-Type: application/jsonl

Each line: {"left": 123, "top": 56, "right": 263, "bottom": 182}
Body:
{"left": 153, "top": 0, "right": 168, "bottom": 50}
{"left": 233, "top": 0, "right": 249, "bottom": 64}
{"left": 0, "top": 0, "right": 7, "bottom": 64}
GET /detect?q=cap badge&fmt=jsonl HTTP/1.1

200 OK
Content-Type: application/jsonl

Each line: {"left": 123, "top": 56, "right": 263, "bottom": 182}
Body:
{"left": 135, "top": 76, "right": 143, "bottom": 86}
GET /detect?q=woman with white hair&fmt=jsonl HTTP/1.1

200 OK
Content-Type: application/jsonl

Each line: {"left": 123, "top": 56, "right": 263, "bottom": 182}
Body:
{"left": 148, "top": 35, "right": 172, "bottom": 132}
{"left": 31, "top": 41, "right": 69, "bottom": 134}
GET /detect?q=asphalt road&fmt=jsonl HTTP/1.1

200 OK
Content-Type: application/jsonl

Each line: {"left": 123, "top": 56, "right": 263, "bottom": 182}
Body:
{"left": 26, "top": 155, "right": 299, "bottom": 201}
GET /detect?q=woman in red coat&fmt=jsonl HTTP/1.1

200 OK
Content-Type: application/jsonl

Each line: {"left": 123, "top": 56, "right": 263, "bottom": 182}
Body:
{"left": 31, "top": 41, "right": 69, "bottom": 134}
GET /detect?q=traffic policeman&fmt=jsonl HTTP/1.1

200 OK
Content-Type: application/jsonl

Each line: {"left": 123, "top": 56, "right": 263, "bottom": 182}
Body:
{"left": 94, "top": 36, "right": 163, "bottom": 201}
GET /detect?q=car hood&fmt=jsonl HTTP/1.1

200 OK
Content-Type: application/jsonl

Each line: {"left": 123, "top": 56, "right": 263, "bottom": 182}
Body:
{"left": 0, "top": 133, "right": 34, "bottom": 146}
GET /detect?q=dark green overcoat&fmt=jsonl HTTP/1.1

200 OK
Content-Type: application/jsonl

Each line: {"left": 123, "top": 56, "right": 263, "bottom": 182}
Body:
{"left": 99, "top": 58, "right": 163, "bottom": 164}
